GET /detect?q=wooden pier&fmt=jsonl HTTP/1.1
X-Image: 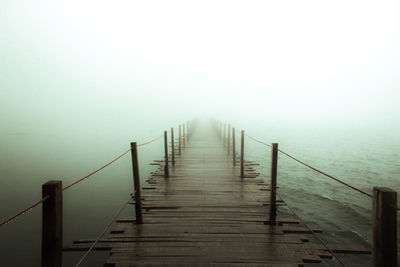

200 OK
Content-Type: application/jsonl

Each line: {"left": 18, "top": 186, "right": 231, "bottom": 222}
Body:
{"left": 4, "top": 119, "right": 398, "bottom": 267}
{"left": 66, "top": 121, "right": 372, "bottom": 266}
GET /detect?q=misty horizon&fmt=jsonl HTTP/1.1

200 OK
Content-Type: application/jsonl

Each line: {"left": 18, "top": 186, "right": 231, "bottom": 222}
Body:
{"left": 1, "top": 0, "right": 399, "bottom": 133}
{"left": 1, "top": 1, "right": 399, "bottom": 266}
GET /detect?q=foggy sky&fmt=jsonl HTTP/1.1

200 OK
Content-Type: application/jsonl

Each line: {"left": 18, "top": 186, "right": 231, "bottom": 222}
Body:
{"left": 1, "top": 0, "right": 399, "bottom": 132}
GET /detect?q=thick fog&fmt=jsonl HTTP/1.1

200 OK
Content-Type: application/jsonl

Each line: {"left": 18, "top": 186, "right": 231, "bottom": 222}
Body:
{"left": 1, "top": 0, "right": 399, "bottom": 132}
{"left": 1, "top": 1, "right": 400, "bottom": 266}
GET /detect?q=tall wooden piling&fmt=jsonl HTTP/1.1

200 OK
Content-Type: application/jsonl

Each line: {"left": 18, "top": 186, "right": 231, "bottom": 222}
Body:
{"left": 130, "top": 142, "right": 143, "bottom": 224}
{"left": 227, "top": 124, "right": 231, "bottom": 155}
{"left": 240, "top": 130, "right": 244, "bottom": 178}
{"left": 187, "top": 122, "right": 190, "bottom": 142}
{"left": 171, "top": 128, "right": 175, "bottom": 164}
{"left": 183, "top": 124, "right": 186, "bottom": 148}
{"left": 269, "top": 143, "right": 278, "bottom": 224}
{"left": 164, "top": 131, "right": 169, "bottom": 178}
{"left": 373, "top": 187, "right": 397, "bottom": 267}
{"left": 224, "top": 124, "right": 226, "bottom": 148}
{"left": 232, "top": 128, "right": 236, "bottom": 166}
{"left": 179, "top": 125, "right": 182, "bottom": 155}
{"left": 42, "top": 180, "right": 62, "bottom": 267}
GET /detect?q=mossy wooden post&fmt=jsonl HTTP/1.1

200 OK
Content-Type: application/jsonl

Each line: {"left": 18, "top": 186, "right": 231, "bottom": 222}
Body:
{"left": 42, "top": 180, "right": 62, "bottom": 267}
{"left": 183, "top": 123, "right": 186, "bottom": 148}
{"left": 232, "top": 128, "right": 236, "bottom": 166}
{"left": 240, "top": 130, "right": 244, "bottom": 178}
{"left": 220, "top": 121, "right": 222, "bottom": 139}
{"left": 178, "top": 125, "right": 182, "bottom": 155}
{"left": 171, "top": 128, "right": 175, "bottom": 164}
{"left": 227, "top": 124, "right": 231, "bottom": 155}
{"left": 130, "top": 142, "right": 143, "bottom": 224}
{"left": 164, "top": 131, "right": 169, "bottom": 178}
{"left": 373, "top": 187, "right": 397, "bottom": 267}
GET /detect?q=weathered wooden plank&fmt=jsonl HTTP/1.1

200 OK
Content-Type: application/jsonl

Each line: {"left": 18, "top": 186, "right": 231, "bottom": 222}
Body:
{"left": 113, "top": 264, "right": 301, "bottom": 267}
{"left": 66, "top": 121, "right": 370, "bottom": 266}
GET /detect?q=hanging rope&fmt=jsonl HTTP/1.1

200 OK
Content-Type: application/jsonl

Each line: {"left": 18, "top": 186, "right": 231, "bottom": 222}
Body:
{"left": 138, "top": 135, "right": 163, "bottom": 147}
{"left": 277, "top": 192, "right": 347, "bottom": 267}
{"left": 74, "top": 195, "right": 132, "bottom": 267}
{"left": 64, "top": 135, "right": 163, "bottom": 191}
{"left": 244, "top": 133, "right": 374, "bottom": 198}
{"left": 245, "top": 134, "right": 272, "bottom": 147}
{"left": 0, "top": 135, "right": 163, "bottom": 227}
{"left": 62, "top": 148, "right": 132, "bottom": 191}
{"left": 0, "top": 196, "right": 49, "bottom": 226}
{"left": 277, "top": 149, "right": 373, "bottom": 198}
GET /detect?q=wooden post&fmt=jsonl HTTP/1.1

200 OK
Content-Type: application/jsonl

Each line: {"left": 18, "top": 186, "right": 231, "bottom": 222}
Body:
{"left": 220, "top": 122, "right": 222, "bottom": 139}
{"left": 240, "top": 130, "right": 244, "bottom": 178}
{"left": 179, "top": 125, "right": 182, "bottom": 155}
{"left": 269, "top": 143, "right": 278, "bottom": 224}
{"left": 164, "top": 131, "right": 169, "bottom": 178}
{"left": 130, "top": 142, "right": 143, "bottom": 224}
{"left": 42, "top": 180, "right": 62, "bottom": 267}
{"left": 223, "top": 124, "right": 226, "bottom": 148}
{"left": 373, "top": 187, "right": 397, "bottom": 267}
{"left": 171, "top": 128, "right": 175, "bottom": 164}
{"left": 227, "top": 124, "right": 231, "bottom": 155}
{"left": 187, "top": 122, "right": 190, "bottom": 142}
{"left": 183, "top": 123, "right": 186, "bottom": 148}
{"left": 232, "top": 128, "right": 236, "bottom": 166}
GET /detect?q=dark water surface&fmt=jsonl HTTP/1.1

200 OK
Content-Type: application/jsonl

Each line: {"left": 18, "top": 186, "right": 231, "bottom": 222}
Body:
{"left": 0, "top": 127, "right": 166, "bottom": 266}
{"left": 239, "top": 122, "right": 400, "bottom": 266}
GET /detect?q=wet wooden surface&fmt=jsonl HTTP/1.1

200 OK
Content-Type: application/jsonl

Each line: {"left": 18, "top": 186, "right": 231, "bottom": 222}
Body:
{"left": 67, "top": 122, "right": 370, "bottom": 266}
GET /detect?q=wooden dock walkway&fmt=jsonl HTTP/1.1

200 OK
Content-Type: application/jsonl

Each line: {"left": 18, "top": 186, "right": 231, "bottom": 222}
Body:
{"left": 4, "top": 119, "right": 398, "bottom": 267}
{"left": 68, "top": 121, "right": 356, "bottom": 266}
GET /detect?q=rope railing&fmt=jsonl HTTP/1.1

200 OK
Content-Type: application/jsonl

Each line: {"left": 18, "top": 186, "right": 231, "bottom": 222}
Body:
{"left": 75, "top": 195, "right": 132, "bottom": 267}
{"left": 62, "top": 148, "right": 132, "bottom": 191}
{"left": 277, "top": 192, "right": 347, "bottom": 267}
{"left": 0, "top": 121, "right": 195, "bottom": 266}
{"left": 75, "top": 131, "right": 185, "bottom": 265}
{"left": 63, "top": 135, "right": 163, "bottom": 191}
{"left": 245, "top": 133, "right": 400, "bottom": 211}
{"left": 277, "top": 149, "right": 373, "bottom": 198}
{"left": 0, "top": 135, "right": 163, "bottom": 227}
{"left": 137, "top": 135, "right": 164, "bottom": 147}
{"left": 0, "top": 196, "right": 50, "bottom": 226}
{"left": 245, "top": 133, "right": 272, "bottom": 147}
{"left": 245, "top": 133, "right": 373, "bottom": 196}
{"left": 222, "top": 121, "right": 397, "bottom": 266}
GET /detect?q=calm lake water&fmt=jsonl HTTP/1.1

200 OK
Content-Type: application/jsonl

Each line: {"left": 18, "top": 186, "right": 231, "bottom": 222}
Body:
{"left": 239, "top": 122, "right": 400, "bottom": 266}
{"left": 0, "top": 120, "right": 399, "bottom": 266}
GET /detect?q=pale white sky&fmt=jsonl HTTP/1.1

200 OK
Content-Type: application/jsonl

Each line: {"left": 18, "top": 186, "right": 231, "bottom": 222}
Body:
{"left": 1, "top": 0, "right": 399, "bottom": 128}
